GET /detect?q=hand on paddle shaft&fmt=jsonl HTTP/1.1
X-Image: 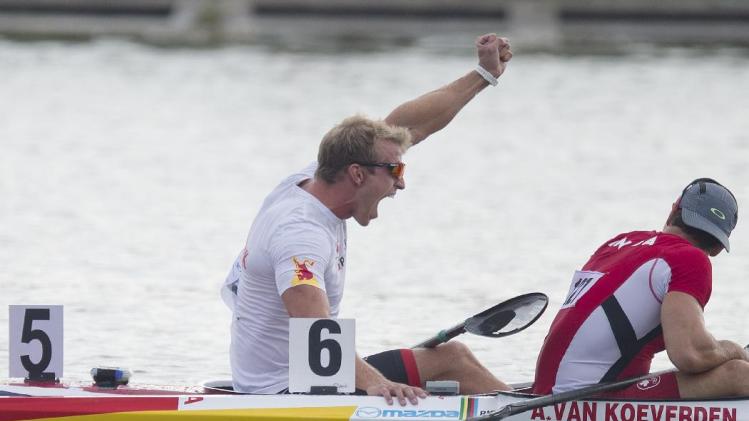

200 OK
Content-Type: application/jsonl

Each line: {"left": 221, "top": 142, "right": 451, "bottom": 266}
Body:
{"left": 413, "top": 293, "right": 548, "bottom": 349}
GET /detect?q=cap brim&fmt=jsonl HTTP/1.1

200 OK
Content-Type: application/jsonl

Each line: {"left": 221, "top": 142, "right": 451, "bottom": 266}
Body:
{"left": 681, "top": 209, "right": 731, "bottom": 252}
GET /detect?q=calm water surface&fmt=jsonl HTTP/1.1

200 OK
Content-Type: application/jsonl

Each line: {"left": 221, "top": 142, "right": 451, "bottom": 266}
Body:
{"left": 1, "top": 38, "right": 748, "bottom": 385}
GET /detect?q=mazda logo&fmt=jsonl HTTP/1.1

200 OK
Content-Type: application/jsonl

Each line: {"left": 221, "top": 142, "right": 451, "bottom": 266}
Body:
{"left": 355, "top": 406, "right": 382, "bottom": 418}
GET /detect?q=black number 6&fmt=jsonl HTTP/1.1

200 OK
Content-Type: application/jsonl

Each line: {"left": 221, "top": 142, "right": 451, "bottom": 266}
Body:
{"left": 20, "top": 308, "right": 53, "bottom": 378}
{"left": 308, "top": 319, "right": 342, "bottom": 376}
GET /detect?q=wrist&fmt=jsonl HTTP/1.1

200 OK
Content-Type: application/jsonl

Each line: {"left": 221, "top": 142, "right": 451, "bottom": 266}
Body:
{"left": 475, "top": 65, "right": 498, "bottom": 86}
{"left": 356, "top": 358, "right": 387, "bottom": 389}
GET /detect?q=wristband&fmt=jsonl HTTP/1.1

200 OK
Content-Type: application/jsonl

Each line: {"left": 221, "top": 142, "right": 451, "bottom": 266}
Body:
{"left": 475, "top": 65, "right": 498, "bottom": 86}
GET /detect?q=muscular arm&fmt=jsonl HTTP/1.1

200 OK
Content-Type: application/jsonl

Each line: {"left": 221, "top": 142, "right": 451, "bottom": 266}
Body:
{"left": 384, "top": 34, "right": 512, "bottom": 146}
{"left": 662, "top": 291, "right": 748, "bottom": 373}
{"left": 282, "top": 284, "right": 331, "bottom": 317}
{"left": 281, "top": 285, "right": 425, "bottom": 405}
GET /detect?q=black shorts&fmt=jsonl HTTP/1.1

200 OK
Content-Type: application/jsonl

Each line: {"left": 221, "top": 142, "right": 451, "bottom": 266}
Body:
{"left": 278, "top": 348, "right": 421, "bottom": 394}
{"left": 364, "top": 349, "right": 421, "bottom": 387}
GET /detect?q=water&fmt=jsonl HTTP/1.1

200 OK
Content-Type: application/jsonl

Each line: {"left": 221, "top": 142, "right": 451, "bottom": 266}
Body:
{"left": 1, "top": 38, "right": 748, "bottom": 386}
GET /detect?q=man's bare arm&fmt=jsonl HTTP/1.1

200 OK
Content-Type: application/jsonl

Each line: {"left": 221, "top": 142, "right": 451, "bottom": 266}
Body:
{"left": 385, "top": 34, "right": 512, "bottom": 145}
{"left": 662, "top": 291, "right": 748, "bottom": 373}
{"left": 282, "top": 285, "right": 331, "bottom": 317}
{"left": 281, "top": 285, "right": 425, "bottom": 405}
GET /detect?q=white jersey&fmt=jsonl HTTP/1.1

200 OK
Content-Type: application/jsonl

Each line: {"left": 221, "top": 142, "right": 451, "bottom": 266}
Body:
{"left": 221, "top": 162, "right": 347, "bottom": 393}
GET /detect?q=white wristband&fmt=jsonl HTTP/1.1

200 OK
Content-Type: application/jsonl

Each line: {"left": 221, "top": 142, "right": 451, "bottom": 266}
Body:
{"left": 475, "top": 66, "right": 498, "bottom": 86}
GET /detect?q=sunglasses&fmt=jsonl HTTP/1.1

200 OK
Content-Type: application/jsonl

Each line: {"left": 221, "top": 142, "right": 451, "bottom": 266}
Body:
{"left": 357, "top": 162, "right": 406, "bottom": 179}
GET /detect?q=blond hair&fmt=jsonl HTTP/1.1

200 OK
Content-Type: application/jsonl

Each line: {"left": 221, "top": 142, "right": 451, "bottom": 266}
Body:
{"left": 315, "top": 115, "right": 412, "bottom": 183}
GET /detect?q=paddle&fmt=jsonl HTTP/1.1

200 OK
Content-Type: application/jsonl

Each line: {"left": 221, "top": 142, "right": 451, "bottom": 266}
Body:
{"left": 413, "top": 292, "right": 548, "bottom": 349}
{"left": 467, "top": 368, "right": 676, "bottom": 421}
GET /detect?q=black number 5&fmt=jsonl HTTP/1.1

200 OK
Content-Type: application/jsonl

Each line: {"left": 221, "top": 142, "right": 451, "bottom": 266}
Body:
{"left": 308, "top": 319, "right": 342, "bottom": 376}
{"left": 20, "top": 308, "right": 53, "bottom": 378}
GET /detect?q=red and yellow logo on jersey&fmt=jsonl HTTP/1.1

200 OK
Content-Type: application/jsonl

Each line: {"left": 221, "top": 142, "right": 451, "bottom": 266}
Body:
{"left": 291, "top": 257, "right": 320, "bottom": 287}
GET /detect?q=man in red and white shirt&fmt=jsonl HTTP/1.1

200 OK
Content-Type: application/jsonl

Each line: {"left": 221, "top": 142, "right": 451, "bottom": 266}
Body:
{"left": 533, "top": 178, "right": 749, "bottom": 399}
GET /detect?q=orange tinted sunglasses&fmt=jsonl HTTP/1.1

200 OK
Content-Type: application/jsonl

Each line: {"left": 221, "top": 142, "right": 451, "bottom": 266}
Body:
{"left": 358, "top": 162, "right": 406, "bottom": 179}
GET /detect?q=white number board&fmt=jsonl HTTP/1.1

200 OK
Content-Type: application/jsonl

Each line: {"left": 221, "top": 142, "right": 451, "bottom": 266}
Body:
{"left": 9, "top": 305, "right": 63, "bottom": 380}
{"left": 289, "top": 318, "right": 354, "bottom": 393}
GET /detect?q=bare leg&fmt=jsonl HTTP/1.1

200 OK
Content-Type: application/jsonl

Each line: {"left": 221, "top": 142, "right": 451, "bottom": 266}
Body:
{"left": 677, "top": 359, "right": 749, "bottom": 398}
{"left": 412, "top": 341, "right": 510, "bottom": 394}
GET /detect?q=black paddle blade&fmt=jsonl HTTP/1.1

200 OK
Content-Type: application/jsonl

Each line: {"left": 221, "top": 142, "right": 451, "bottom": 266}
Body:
{"left": 464, "top": 292, "right": 548, "bottom": 338}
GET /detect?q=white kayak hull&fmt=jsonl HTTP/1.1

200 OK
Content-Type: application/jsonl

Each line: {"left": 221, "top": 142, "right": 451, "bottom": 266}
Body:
{"left": 1, "top": 381, "right": 745, "bottom": 421}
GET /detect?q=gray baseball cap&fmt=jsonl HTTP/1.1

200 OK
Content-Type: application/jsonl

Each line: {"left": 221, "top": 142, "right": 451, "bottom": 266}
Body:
{"left": 679, "top": 178, "right": 738, "bottom": 252}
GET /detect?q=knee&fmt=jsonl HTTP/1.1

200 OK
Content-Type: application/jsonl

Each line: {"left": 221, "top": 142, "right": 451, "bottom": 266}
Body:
{"left": 720, "top": 359, "right": 749, "bottom": 395}
{"left": 722, "top": 359, "right": 749, "bottom": 378}
{"left": 437, "top": 341, "right": 476, "bottom": 363}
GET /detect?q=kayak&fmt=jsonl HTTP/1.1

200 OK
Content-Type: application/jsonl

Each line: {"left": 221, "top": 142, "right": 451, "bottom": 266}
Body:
{"left": 6, "top": 298, "right": 744, "bottom": 420}
{"left": 1, "top": 379, "right": 746, "bottom": 421}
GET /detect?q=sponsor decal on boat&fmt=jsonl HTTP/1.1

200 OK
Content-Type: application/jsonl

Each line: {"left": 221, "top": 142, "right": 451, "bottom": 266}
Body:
{"left": 355, "top": 406, "right": 460, "bottom": 418}
{"left": 521, "top": 401, "right": 738, "bottom": 421}
{"left": 356, "top": 407, "right": 383, "bottom": 418}
{"left": 636, "top": 376, "right": 661, "bottom": 390}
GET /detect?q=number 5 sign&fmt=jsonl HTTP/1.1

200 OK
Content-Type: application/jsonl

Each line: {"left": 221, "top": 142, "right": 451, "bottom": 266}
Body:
{"left": 9, "top": 305, "right": 63, "bottom": 380}
{"left": 289, "top": 318, "right": 354, "bottom": 393}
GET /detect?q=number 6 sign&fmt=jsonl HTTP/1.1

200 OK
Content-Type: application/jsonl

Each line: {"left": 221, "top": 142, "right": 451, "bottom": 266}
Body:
{"left": 9, "top": 305, "right": 63, "bottom": 380}
{"left": 289, "top": 318, "right": 354, "bottom": 393}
